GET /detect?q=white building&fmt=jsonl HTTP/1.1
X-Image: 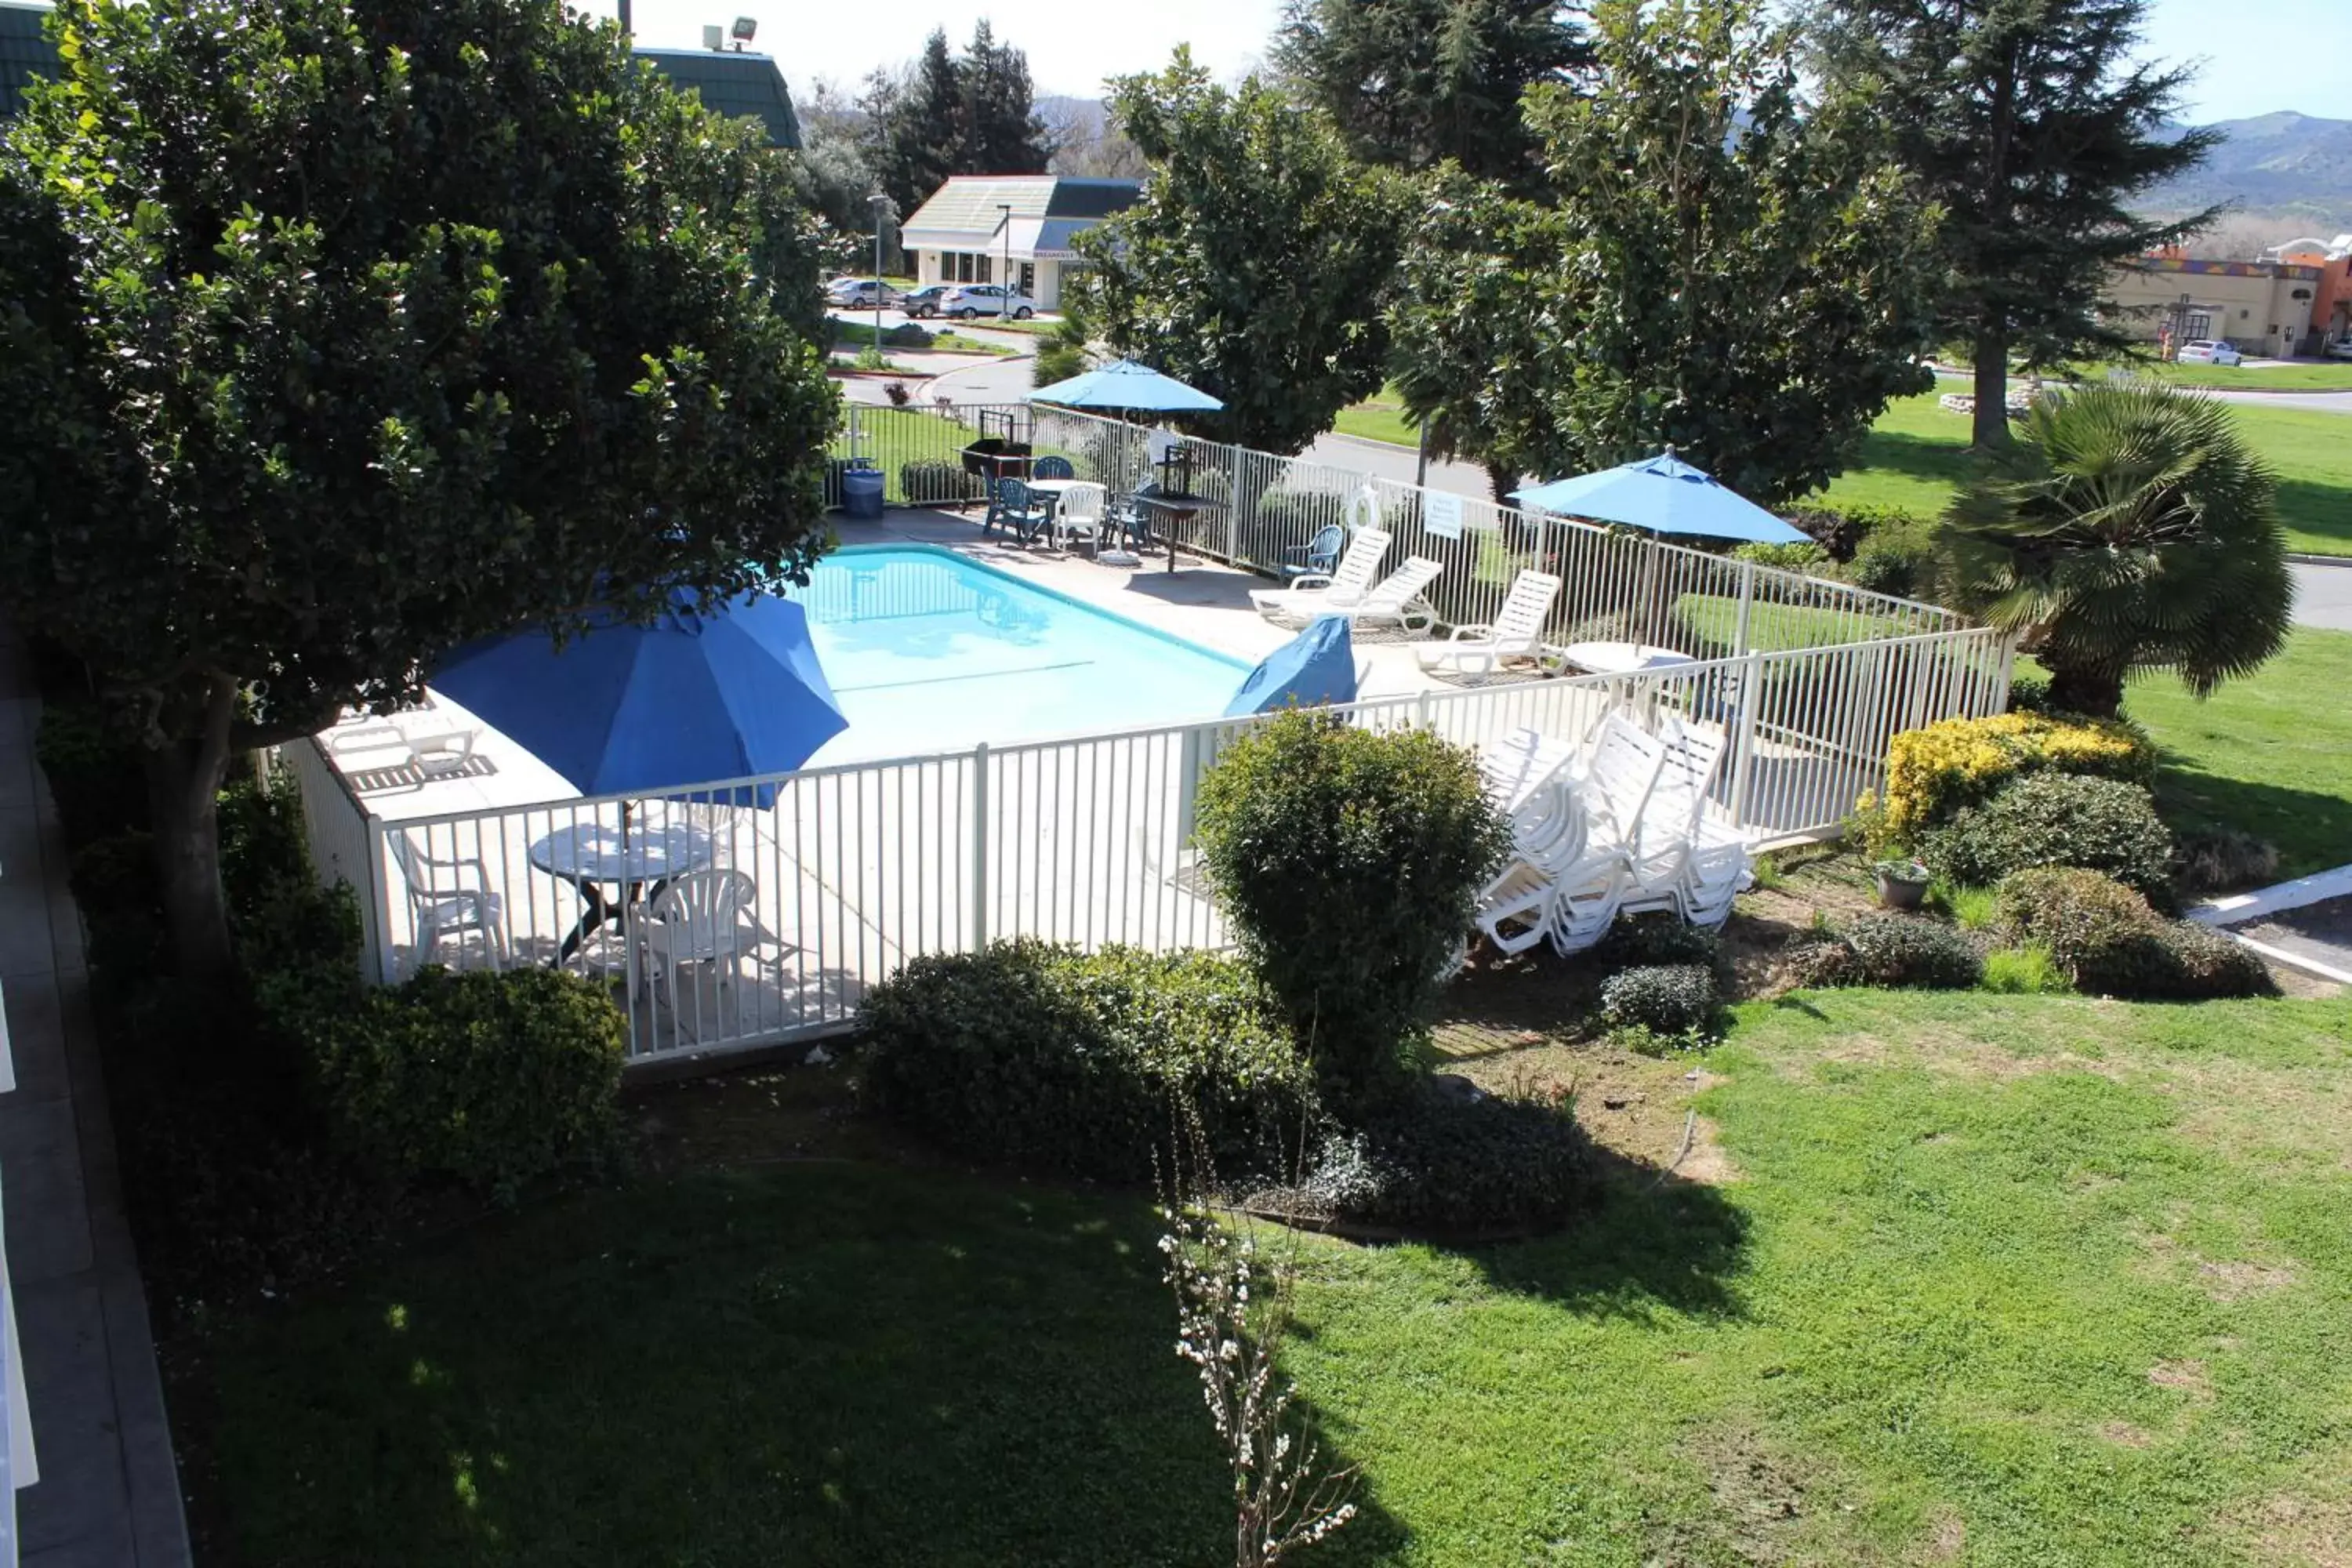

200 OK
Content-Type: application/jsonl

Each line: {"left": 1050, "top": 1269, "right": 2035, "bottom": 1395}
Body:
{"left": 899, "top": 176, "right": 1142, "bottom": 311}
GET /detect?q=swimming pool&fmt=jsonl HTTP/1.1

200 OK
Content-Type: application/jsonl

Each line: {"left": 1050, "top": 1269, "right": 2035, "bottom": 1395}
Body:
{"left": 782, "top": 545, "right": 1251, "bottom": 763}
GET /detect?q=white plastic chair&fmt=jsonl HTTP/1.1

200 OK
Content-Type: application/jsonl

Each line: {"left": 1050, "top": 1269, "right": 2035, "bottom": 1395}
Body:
{"left": 1248, "top": 528, "right": 1393, "bottom": 620}
{"left": 1417, "top": 571, "right": 1563, "bottom": 681}
{"left": 1054, "top": 481, "right": 1109, "bottom": 552}
{"left": 389, "top": 831, "right": 506, "bottom": 968}
{"left": 632, "top": 868, "right": 759, "bottom": 1001}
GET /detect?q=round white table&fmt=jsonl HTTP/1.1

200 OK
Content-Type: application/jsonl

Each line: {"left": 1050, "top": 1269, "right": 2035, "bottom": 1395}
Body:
{"left": 1551, "top": 641, "right": 1696, "bottom": 677}
{"left": 528, "top": 819, "right": 717, "bottom": 961}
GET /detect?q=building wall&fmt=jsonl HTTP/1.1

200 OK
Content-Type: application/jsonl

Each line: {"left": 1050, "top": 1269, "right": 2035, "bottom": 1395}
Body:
{"left": 2109, "top": 257, "right": 2321, "bottom": 357}
{"left": 2275, "top": 246, "right": 2352, "bottom": 344}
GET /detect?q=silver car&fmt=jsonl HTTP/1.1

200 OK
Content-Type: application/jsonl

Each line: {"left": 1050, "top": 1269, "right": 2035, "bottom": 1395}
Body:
{"left": 942, "top": 284, "right": 1036, "bottom": 321}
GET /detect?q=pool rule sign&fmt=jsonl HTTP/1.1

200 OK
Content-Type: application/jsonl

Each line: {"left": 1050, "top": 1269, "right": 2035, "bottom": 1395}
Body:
{"left": 1424, "top": 491, "right": 1465, "bottom": 540}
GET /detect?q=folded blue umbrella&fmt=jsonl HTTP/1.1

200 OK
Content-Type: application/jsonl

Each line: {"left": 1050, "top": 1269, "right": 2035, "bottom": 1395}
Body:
{"left": 1029, "top": 358, "right": 1225, "bottom": 414}
{"left": 1512, "top": 452, "right": 1809, "bottom": 544}
{"left": 430, "top": 590, "right": 847, "bottom": 808}
{"left": 1223, "top": 616, "right": 1358, "bottom": 717}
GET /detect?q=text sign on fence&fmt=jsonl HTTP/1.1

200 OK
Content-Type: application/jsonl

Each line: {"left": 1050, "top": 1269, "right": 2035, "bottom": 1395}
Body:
{"left": 1423, "top": 491, "right": 1465, "bottom": 540}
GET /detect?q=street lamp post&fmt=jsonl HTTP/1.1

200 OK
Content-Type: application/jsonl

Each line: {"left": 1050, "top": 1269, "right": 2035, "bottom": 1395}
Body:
{"left": 870, "top": 194, "right": 891, "bottom": 357}
{"left": 996, "top": 201, "right": 1012, "bottom": 321}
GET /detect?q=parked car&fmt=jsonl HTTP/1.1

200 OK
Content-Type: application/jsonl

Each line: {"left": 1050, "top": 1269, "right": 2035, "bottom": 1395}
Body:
{"left": 900, "top": 284, "right": 953, "bottom": 319}
{"left": 2328, "top": 336, "right": 2352, "bottom": 361}
{"left": 942, "top": 283, "right": 1037, "bottom": 321}
{"left": 825, "top": 277, "right": 900, "bottom": 309}
{"left": 2175, "top": 339, "right": 2242, "bottom": 366}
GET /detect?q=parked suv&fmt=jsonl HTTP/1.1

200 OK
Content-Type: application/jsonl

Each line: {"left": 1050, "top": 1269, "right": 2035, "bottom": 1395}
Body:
{"left": 942, "top": 283, "right": 1037, "bottom": 320}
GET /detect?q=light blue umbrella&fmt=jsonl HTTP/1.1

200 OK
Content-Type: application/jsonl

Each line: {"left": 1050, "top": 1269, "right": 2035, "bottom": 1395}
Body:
{"left": 1223, "top": 617, "right": 1357, "bottom": 717}
{"left": 1512, "top": 452, "right": 1809, "bottom": 544}
{"left": 1029, "top": 358, "right": 1225, "bottom": 414}
{"left": 430, "top": 590, "right": 847, "bottom": 808}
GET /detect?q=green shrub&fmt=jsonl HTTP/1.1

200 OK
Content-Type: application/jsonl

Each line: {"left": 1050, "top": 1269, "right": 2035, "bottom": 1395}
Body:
{"left": 1192, "top": 713, "right": 1511, "bottom": 1108}
{"left": 307, "top": 966, "right": 626, "bottom": 1198}
{"left": 1926, "top": 772, "right": 2174, "bottom": 897}
{"left": 1929, "top": 880, "right": 2002, "bottom": 931}
{"left": 1846, "top": 509, "right": 1943, "bottom": 600}
{"left": 1780, "top": 939, "right": 1860, "bottom": 990}
{"left": 1595, "top": 914, "right": 1720, "bottom": 971}
{"left": 858, "top": 940, "right": 1316, "bottom": 1185}
{"left": 1880, "top": 710, "right": 2158, "bottom": 843}
{"left": 1731, "top": 541, "right": 1832, "bottom": 573}
{"left": 70, "top": 829, "right": 166, "bottom": 973}
{"left": 1783, "top": 502, "right": 1923, "bottom": 563}
{"left": 1996, "top": 868, "right": 2274, "bottom": 1000}
{"left": 898, "top": 459, "right": 982, "bottom": 506}
{"left": 1278, "top": 1082, "right": 1593, "bottom": 1233}
{"left": 2005, "top": 673, "right": 2055, "bottom": 715}
{"left": 1980, "top": 945, "right": 2070, "bottom": 994}
{"left": 35, "top": 700, "right": 148, "bottom": 843}
{"left": 1839, "top": 914, "right": 1984, "bottom": 989}
{"left": 1599, "top": 964, "right": 1721, "bottom": 1036}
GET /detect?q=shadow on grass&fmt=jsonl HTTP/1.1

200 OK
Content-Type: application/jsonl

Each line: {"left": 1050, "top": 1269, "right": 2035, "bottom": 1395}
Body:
{"left": 2151, "top": 766, "right": 2352, "bottom": 881}
{"left": 1848, "top": 427, "right": 1987, "bottom": 494}
{"left": 194, "top": 1163, "right": 1405, "bottom": 1568}
{"left": 2274, "top": 476, "right": 2352, "bottom": 551}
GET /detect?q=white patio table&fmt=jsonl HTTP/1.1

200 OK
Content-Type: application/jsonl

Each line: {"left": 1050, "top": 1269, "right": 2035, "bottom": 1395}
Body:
{"left": 528, "top": 816, "right": 716, "bottom": 963}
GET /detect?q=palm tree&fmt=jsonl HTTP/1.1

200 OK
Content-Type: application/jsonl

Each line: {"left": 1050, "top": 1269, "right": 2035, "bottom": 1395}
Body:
{"left": 1944, "top": 383, "right": 2292, "bottom": 718}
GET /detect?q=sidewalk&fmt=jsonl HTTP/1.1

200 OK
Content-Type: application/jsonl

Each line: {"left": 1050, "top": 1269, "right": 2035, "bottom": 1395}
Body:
{"left": 0, "top": 624, "right": 189, "bottom": 1566}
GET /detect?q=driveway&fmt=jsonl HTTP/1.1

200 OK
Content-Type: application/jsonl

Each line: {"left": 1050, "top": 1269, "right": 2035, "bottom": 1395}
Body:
{"left": 2292, "top": 561, "right": 2352, "bottom": 631}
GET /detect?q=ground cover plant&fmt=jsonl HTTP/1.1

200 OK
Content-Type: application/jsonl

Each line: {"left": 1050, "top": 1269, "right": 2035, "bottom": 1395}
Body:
{"left": 183, "top": 985, "right": 2352, "bottom": 1566}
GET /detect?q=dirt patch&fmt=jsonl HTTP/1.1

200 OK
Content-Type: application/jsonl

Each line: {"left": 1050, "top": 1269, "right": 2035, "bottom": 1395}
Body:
{"left": 2097, "top": 1420, "right": 2154, "bottom": 1449}
{"left": 2231, "top": 1490, "right": 2352, "bottom": 1568}
{"left": 1645, "top": 1423, "right": 1820, "bottom": 1566}
{"left": 2200, "top": 1258, "right": 2297, "bottom": 1302}
{"left": 1918, "top": 1509, "right": 1967, "bottom": 1562}
{"left": 2148, "top": 1359, "right": 2213, "bottom": 1399}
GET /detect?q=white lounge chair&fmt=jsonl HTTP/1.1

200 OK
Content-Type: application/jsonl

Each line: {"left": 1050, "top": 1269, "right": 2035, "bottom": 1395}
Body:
{"left": 1248, "top": 527, "right": 1392, "bottom": 620}
{"left": 1284, "top": 556, "right": 1445, "bottom": 637}
{"left": 1417, "top": 571, "right": 1563, "bottom": 682}
{"left": 330, "top": 717, "right": 479, "bottom": 782}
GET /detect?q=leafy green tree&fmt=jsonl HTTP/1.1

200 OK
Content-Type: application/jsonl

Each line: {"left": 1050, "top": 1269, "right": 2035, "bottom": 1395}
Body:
{"left": 1499, "top": 0, "right": 1943, "bottom": 504}
{"left": 1812, "top": 0, "right": 2221, "bottom": 448}
{"left": 0, "top": 0, "right": 838, "bottom": 978}
{"left": 1080, "top": 51, "right": 1410, "bottom": 454}
{"left": 862, "top": 24, "right": 1051, "bottom": 220}
{"left": 1945, "top": 383, "right": 2291, "bottom": 718}
{"left": 1274, "top": 0, "right": 1585, "bottom": 190}
{"left": 956, "top": 20, "right": 1053, "bottom": 177}
{"left": 1385, "top": 171, "right": 1574, "bottom": 499}
{"left": 793, "top": 78, "right": 887, "bottom": 272}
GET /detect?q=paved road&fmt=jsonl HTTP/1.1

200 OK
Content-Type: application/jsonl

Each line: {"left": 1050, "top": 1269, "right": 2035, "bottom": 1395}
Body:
{"left": 2201, "top": 390, "right": 2352, "bottom": 416}
{"left": 2292, "top": 561, "right": 2352, "bottom": 631}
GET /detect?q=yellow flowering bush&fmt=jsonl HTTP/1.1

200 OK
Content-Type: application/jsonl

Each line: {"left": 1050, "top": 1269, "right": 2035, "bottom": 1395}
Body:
{"left": 1879, "top": 712, "right": 2154, "bottom": 842}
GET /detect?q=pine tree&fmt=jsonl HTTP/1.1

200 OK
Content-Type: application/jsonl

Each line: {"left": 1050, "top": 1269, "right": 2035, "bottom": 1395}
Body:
{"left": 958, "top": 20, "right": 1051, "bottom": 175}
{"left": 1273, "top": 0, "right": 1584, "bottom": 188}
{"left": 1813, "top": 0, "right": 2222, "bottom": 448}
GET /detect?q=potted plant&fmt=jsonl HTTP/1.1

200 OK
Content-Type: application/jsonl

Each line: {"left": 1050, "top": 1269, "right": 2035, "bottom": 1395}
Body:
{"left": 1873, "top": 858, "right": 1931, "bottom": 911}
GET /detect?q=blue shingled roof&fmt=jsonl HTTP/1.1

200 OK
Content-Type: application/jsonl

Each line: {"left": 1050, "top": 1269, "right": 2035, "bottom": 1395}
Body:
{"left": 637, "top": 48, "right": 800, "bottom": 149}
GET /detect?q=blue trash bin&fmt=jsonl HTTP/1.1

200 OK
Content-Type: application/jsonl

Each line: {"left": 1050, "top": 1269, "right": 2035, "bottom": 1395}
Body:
{"left": 841, "top": 462, "right": 885, "bottom": 521}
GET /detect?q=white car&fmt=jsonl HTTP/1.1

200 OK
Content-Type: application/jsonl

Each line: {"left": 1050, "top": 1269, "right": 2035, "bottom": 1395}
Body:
{"left": 2175, "top": 339, "right": 2242, "bottom": 366}
{"left": 942, "top": 283, "right": 1037, "bottom": 321}
{"left": 825, "top": 277, "right": 899, "bottom": 309}
{"left": 2328, "top": 337, "right": 2352, "bottom": 361}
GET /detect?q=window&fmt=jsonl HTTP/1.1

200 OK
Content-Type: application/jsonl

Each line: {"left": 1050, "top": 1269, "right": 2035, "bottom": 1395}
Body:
{"left": 1019, "top": 262, "right": 1036, "bottom": 296}
{"left": 978, "top": 254, "right": 993, "bottom": 284}
{"left": 955, "top": 252, "right": 975, "bottom": 283}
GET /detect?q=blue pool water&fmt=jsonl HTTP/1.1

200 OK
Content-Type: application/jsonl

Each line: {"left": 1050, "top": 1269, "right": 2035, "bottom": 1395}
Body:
{"left": 781, "top": 546, "right": 1251, "bottom": 763}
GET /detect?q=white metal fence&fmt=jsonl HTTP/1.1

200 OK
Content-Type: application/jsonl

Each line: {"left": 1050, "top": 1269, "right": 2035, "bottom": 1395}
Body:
{"left": 840, "top": 401, "right": 1962, "bottom": 658}
{"left": 283, "top": 624, "right": 2009, "bottom": 1066}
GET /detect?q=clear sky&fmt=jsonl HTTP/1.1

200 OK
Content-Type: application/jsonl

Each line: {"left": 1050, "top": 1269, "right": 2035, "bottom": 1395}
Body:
{"left": 601, "top": 0, "right": 2352, "bottom": 123}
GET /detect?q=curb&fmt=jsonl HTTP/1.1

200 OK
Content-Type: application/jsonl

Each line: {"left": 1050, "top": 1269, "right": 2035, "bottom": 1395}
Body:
{"left": 2288, "top": 553, "right": 2352, "bottom": 568}
{"left": 2188, "top": 862, "right": 2352, "bottom": 927}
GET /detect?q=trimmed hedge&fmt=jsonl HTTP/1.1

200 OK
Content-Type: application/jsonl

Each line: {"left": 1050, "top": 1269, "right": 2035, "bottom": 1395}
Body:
{"left": 859, "top": 940, "right": 1316, "bottom": 1184}
{"left": 1599, "top": 964, "right": 1720, "bottom": 1036}
{"left": 1595, "top": 913, "right": 1721, "bottom": 971}
{"left": 1840, "top": 913, "right": 1984, "bottom": 989}
{"left": 302, "top": 966, "right": 626, "bottom": 1198}
{"left": 1925, "top": 772, "right": 2174, "bottom": 897}
{"left": 1996, "top": 868, "right": 2274, "bottom": 1000}
{"left": 1879, "top": 710, "right": 2157, "bottom": 841}
{"left": 1276, "top": 1083, "right": 1594, "bottom": 1234}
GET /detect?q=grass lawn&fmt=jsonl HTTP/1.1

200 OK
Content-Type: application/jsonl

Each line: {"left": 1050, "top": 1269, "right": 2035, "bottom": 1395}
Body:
{"left": 186, "top": 986, "right": 2352, "bottom": 1566}
{"left": 2114, "top": 626, "right": 2352, "bottom": 879}
{"left": 1333, "top": 385, "right": 1421, "bottom": 448}
{"left": 2129, "top": 361, "right": 2352, "bottom": 393}
{"left": 1813, "top": 393, "right": 2352, "bottom": 557}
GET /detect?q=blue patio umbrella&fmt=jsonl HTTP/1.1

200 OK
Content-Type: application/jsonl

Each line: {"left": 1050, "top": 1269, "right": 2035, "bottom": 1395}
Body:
{"left": 1029, "top": 358, "right": 1225, "bottom": 414}
{"left": 1512, "top": 452, "right": 1809, "bottom": 544}
{"left": 430, "top": 590, "right": 847, "bottom": 806}
{"left": 1223, "top": 616, "right": 1357, "bottom": 717}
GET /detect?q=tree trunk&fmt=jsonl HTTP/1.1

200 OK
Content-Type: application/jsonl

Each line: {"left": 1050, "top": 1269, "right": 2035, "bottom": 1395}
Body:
{"left": 1972, "top": 330, "right": 2012, "bottom": 450}
{"left": 143, "top": 673, "right": 241, "bottom": 982}
{"left": 2044, "top": 659, "right": 2126, "bottom": 720}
